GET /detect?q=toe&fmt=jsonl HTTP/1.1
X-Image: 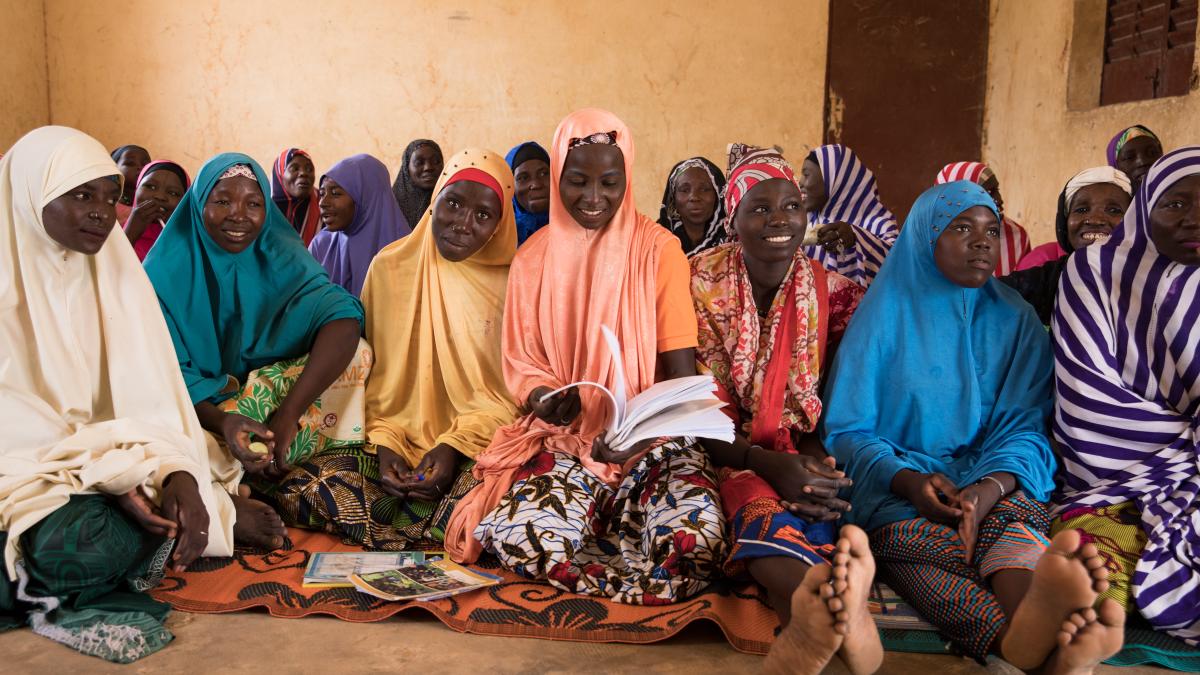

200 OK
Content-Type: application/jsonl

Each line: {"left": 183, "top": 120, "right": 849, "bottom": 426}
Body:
{"left": 1048, "top": 528, "right": 1082, "bottom": 555}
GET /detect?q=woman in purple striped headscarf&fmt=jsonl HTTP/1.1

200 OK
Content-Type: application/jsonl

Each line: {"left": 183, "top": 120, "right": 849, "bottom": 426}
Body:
{"left": 798, "top": 144, "right": 898, "bottom": 288}
{"left": 1052, "top": 146, "right": 1200, "bottom": 645}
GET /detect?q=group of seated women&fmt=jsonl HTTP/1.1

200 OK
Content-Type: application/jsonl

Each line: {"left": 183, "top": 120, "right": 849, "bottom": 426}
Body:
{"left": 0, "top": 112, "right": 1192, "bottom": 675}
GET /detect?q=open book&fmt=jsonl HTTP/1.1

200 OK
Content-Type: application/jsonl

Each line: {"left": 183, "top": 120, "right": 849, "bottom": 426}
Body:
{"left": 350, "top": 560, "right": 501, "bottom": 602}
{"left": 538, "top": 325, "right": 734, "bottom": 452}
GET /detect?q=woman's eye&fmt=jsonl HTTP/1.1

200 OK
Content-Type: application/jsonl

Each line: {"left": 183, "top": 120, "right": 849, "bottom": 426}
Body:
{"left": 753, "top": 205, "right": 768, "bottom": 214}
{"left": 447, "top": 198, "right": 460, "bottom": 208}
{"left": 785, "top": 201, "right": 801, "bottom": 210}
{"left": 988, "top": 228, "right": 1002, "bottom": 238}
{"left": 476, "top": 211, "right": 491, "bottom": 221}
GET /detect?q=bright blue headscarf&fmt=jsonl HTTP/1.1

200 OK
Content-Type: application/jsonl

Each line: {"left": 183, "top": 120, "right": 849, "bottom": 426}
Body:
{"left": 505, "top": 141, "right": 550, "bottom": 245}
{"left": 144, "top": 153, "right": 364, "bottom": 405}
{"left": 821, "top": 181, "right": 1056, "bottom": 532}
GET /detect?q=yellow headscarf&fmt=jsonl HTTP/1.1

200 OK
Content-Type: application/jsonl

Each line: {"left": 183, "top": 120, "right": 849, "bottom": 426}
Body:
{"left": 362, "top": 148, "right": 519, "bottom": 467}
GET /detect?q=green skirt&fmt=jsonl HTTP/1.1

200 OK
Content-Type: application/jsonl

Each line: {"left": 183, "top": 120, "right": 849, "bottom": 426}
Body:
{"left": 0, "top": 495, "right": 174, "bottom": 663}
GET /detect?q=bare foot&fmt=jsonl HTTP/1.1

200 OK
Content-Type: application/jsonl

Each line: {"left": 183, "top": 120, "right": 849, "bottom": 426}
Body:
{"left": 1044, "top": 599, "right": 1126, "bottom": 675}
{"left": 232, "top": 494, "right": 286, "bottom": 550}
{"left": 1001, "top": 529, "right": 1110, "bottom": 670}
{"left": 827, "top": 525, "right": 883, "bottom": 675}
{"left": 764, "top": 563, "right": 842, "bottom": 675}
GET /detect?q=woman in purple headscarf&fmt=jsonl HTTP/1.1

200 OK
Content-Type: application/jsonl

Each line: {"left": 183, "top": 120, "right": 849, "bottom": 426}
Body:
{"left": 1052, "top": 146, "right": 1200, "bottom": 645}
{"left": 309, "top": 154, "right": 412, "bottom": 296}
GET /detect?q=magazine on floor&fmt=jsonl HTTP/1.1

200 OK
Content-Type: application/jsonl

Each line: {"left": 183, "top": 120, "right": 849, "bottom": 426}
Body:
{"left": 303, "top": 551, "right": 441, "bottom": 588}
{"left": 537, "top": 325, "right": 734, "bottom": 452}
{"left": 349, "top": 559, "right": 502, "bottom": 602}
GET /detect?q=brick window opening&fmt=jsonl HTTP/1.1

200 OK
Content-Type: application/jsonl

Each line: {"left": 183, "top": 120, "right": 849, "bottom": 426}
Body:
{"left": 1101, "top": 0, "right": 1198, "bottom": 105}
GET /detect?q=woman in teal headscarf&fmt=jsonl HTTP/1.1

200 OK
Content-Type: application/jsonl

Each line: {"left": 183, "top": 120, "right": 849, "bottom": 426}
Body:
{"left": 144, "top": 154, "right": 370, "bottom": 544}
{"left": 821, "top": 182, "right": 1119, "bottom": 669}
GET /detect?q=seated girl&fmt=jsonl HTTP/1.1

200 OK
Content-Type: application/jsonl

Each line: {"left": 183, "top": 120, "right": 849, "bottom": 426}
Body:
{"left": 308, "top": 153, "right": 412, "bottom": 296}
{"left": 144, "top": 154, "right": 370, "bottom": 548}
{"left": 271, "top": 148, "right": 320, "bottom": 245}
{"left": 1001, "top": 167, "right": 1131, "bottom": 324}
{"left": 506, "top": 141, "right": 551, "bottom": 245}
{"left": 690, "top": 144, "right": 881, "bottom": 673}
{"left": 275, "top": 148, "right": 519, "bottom": 549}
{"left": 1052, "top": 148, "right": 1200, "bottom": 646}
{"left": 446, "top": 109, "right": 726, "bottom": 605}
{"left": 111, "top": 143, "right": 150, "bottom": 223}
{"left": 798, "top": 144, "right": 898, "bottom": 288}
{"left": 657, "top": 156, "right": 727, "bottom": 257}
{"left": 123, "top": 160, "right": 190, "bottom": 261}
{"left": 823, "top": 181, "right": 1123, "bottom": 671}
{"left": 392, "top": 139, "right": 444, "bottom": 227}
{"left": 1, "top": 127, "right": 238, "bottom": 663}
{"left": 1106, "top": 124, "right": 1163, "bottom": 190}
{"left": 936, "top": 162, "right": 1030, "bottom": 276}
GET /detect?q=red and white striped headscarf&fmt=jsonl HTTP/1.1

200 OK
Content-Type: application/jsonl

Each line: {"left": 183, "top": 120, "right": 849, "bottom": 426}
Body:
{"left": 935, "top": 161, "right": 1030, "bottom": 275}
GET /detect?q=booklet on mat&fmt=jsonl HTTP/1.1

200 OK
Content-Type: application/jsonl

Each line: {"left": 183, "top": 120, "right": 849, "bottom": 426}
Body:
{"left": 303, "top": 551, "right": 441, "bottom": 588}
{"left": 537, "top": 325, "right": 734, "bottom": 452}
{"left": 349, "top": 560, "right": 501, "bottom": 602}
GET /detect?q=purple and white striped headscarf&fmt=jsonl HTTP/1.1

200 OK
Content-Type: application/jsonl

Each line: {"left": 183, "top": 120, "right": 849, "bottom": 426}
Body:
{"left": 804, "top": 144, "right": 898, "bottom": 287}
{"left": 1053, "top": 145, "right": 1200, "bottom": 644}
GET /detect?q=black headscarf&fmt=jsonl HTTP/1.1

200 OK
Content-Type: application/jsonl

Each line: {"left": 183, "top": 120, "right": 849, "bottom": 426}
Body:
{"left": 109, "top": 144, "right": 147, "bottom": 162}
{"left": 392, "top": 139, "right": 443, "bottom": 227}
{"left": 656, "top": 157, "right": 727, "bottom": 257}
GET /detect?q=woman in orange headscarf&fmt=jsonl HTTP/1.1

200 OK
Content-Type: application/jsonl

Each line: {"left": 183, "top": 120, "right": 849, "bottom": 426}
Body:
{"left": 446, "top": 109, "right": 725, "bottom": 605}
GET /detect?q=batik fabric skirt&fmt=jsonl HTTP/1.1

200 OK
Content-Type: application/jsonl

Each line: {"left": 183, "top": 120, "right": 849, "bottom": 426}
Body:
{"left": 474, "top": 440, "right": 726, "bottom": 605}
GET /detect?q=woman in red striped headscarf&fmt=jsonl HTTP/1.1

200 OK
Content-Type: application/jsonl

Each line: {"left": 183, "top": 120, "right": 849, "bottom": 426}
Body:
{"left": 935, "top": 162, "right": 1030, "bottom": 276}
{"left": 271, "top": 148, "right": 321, "bottom": 245}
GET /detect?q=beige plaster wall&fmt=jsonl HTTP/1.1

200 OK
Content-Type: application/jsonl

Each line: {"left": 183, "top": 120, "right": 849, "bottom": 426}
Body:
{"left": 1, "top": 0, "right": 49, "bottom": 151}
{"left": 42, "top": 0, "right": 828, "bottom": 211}
{"left": 984, "top": 0, "right": 1200, "bottom": 244}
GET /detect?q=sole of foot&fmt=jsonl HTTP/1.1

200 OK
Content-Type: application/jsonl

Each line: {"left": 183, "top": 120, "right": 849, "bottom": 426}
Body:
{"left": 1045, "top": 598, "right": 1126, "bottom": 675}
{"left": 829, "top": 525, "right": 883, "bottom": 675}
{"left": 1000, "top": 528, "right": 1110, "bottom": 670}
{"left": 763, "top": 563, "right": 843, "bottom": 675}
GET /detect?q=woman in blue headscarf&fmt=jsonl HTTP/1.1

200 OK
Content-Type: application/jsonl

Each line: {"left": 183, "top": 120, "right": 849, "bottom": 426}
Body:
{"left": 505, "top": 141, "right": 550, "bottom": 245}
{"left": 821, "top": 182, "right": 1122, "bottom": 669}
{"left": 144, "top": 153, "right": 371, "bottom": 546}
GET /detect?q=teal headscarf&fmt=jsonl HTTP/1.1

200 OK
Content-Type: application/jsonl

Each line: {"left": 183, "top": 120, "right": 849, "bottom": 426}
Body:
{"left": 144, "top": 153, "right": 363, "bottom": 405}
{"left": 820, "top": 181, "right": 1056, "bottom": 532}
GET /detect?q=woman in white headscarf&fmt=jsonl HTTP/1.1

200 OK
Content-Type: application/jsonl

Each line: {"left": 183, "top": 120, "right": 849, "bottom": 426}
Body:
{"left": 0, "top": 126, "right": 239, "bottom": 663}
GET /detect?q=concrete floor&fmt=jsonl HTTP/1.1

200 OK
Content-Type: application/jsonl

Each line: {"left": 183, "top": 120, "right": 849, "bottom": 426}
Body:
{"left": 0, "top": 610, "right": 1170, "bottom": 674}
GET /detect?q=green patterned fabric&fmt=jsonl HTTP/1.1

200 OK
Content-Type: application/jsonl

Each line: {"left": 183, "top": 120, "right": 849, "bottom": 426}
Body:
{"left": 0, "top": 495, "right": 174, "bottom": 663}
{"left": 274, "top": 445, "right": 478, "bottom": 549}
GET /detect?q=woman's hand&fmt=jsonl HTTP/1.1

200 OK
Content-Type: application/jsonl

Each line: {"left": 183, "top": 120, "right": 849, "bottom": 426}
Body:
{"left": 590, "top": 435, "right": 655, "bottom": 466}
{"left": 159, "top": 472, "right": 210, "bottom": 571}
{"left": 892, "top": 470, "right": 963, "bottom": 526}
{"left": 221, "top": 413, "right": 275, "bottom": 476}
{"left": 753, "top": 451, "right": 853, "bottom": 522}
{"left": 953, "top": 478, "right": 1006, "bottom": 563}
{"left": 376, "top": 444, "right": 410, "bottom": 497}
{"left": 263, "top": 406, "right": 302, "bottom": 480}
{"left": 817, "top": 222, "right": 857, "bottom": 251}
{"left": 386, "top": 443, "right": 460, "bottom": 502}
{"left": 115, "top": 486, "right": 178, "bottom": 538}
{"left": 123, "top": 197, "right": 166, "bottom": 240}
{"left": 528, "top": 386, "right": 581, "bottom": 427}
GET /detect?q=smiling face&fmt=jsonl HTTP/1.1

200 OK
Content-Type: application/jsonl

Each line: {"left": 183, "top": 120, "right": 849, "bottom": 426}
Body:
{"left": 672, "top": 165, "right": 718, "bottom": 229}
{"left": 514, "top": 158, "right": 550, "bottom": 213}
{"left": 1149, "top": 173, "right": 1200, "bottom": 266}
{"left": 1117, "top": 135, "right": 1164, "bottom": 187}
{"left": 1066, "top": 182, "right": 1130, "bottom": 250}
{"left": 134, "top": 168, "right": 187, "bottom": 221}
{"left": 318, "top": 176, "right": 356, "bottom": 232}
{"left": 41, "top": 176, "right": 122, "bottom": 255}
{"left": 115, "top": 147, "right": 150, "bottom": 200}
{"left": 799, "top": 158, "right": 827, "bottom": 212}
{"left": 933, "top": 205, "right": 1001, "bottom": 287}
{"left": 558, "top": 144, "right": 627, "bottom": 231}
{"left": 733, "top": 178, "right": 808, "bottom": 265}
{"left": 202, "top": 175, "right": 267, "bottom": 253}
{"left": 431, "top": 180, "right": 503, "bottom": 261}
{"left": 408, "top": 144, "right": 444, "bottom": 191}
{"left": 282, "top": 153, "right": 315, "bottom": 199}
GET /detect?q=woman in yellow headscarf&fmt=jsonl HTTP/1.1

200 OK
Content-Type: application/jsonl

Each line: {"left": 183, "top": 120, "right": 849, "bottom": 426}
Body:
{"left": 275, "top": 148, "right": 519, "bottom": 547}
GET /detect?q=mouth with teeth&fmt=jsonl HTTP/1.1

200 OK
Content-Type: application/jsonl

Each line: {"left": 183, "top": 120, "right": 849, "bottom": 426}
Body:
{"left": 221, "top": 226, "right": 253, "bottom": 244}
{"left": 764, "top": 233, "right": 794, "bottom": 245}
{"left": 1078, "top": 227, "right": 1112, "bottom": 245}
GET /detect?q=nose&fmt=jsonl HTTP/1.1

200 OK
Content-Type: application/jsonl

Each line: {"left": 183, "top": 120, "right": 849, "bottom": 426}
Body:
{"left": 1181, "top": 202, "right": 1200, "bottom": 229}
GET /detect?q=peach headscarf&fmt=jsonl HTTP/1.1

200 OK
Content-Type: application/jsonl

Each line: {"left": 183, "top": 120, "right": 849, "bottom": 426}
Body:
{"left": 445, "top": 108, "right": 684, "bottom": 562}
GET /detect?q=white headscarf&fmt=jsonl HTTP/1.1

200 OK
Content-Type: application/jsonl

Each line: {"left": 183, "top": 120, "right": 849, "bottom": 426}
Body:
{"left": 0, "top": 126, "right": 238, "bottom": 575}
{"left": 1063, "top": 166, "right": 1132, "bottom": 206}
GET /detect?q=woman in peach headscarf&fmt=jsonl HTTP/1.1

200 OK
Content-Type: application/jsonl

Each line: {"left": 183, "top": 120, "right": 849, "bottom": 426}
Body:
{"left": 446, "top": 109, "right": 725, "bottom": 605}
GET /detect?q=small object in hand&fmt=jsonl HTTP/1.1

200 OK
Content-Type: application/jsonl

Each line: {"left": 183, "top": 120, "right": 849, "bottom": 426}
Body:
{"left": 416, "top": 473, "right": 426, "bottom": 482}
{"left": 248, "top": 441, "right": 270, "bottom": 455}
